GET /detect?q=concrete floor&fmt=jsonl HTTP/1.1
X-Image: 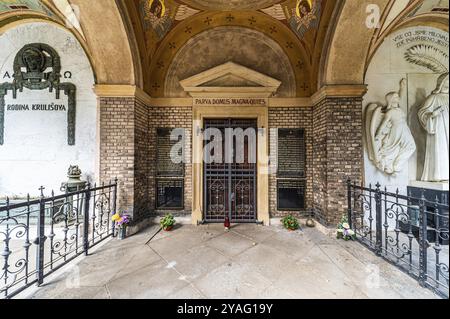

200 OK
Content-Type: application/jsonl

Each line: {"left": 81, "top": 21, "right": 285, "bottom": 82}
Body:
{"left": 22, "top": 223, "right": 440, "bottom": 299}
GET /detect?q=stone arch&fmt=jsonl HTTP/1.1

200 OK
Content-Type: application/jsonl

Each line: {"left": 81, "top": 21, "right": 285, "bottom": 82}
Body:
{"left": 320, "top": 0, "right": 391, "bottom": 86}
{"left": 164, "top": 26, "right": 296, "bottom": 98}
{"left": 0, "top": 1, "right": 140, "bottom": 87}
{"left": 68, "top": 0, "right": 138, "bottom": 86}
{"left": 148, "top": 10, "right": 311, "bottom": 97}
{"left": 320, "top": 0, "right": 449, "bottom": 88}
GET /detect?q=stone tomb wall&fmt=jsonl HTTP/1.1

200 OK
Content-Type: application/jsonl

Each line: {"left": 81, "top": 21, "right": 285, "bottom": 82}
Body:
{"left": 364, "top": 26, "right": 449, "bottom": 194}
{"left": 268, "top": 107, "right": 313, "bottom": 217}
{"left": 0, "top": 22, "right": 97, "bottom": 198}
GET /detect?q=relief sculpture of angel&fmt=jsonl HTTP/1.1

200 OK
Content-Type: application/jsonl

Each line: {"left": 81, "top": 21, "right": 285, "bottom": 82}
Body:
{"left": 365, "top": 79, "right": 417, "bottom": 176}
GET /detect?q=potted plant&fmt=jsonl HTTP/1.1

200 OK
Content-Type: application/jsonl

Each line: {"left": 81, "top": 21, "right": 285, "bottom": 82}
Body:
{"left": 112, "top": 212, "right": 131, "bottom": 240}
{"left": 160, "top": 213, "right": 176, "bottom": 231}
{"left": 336, "top": 215, "right": 356, "bottom": 241}
{"left": 281, "top": 214, "right": 300, "bottom": 231}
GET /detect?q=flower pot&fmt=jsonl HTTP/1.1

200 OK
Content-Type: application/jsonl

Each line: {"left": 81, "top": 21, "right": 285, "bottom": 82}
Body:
{"left": 163, "top": 225, "right": 174, "bottom": 231}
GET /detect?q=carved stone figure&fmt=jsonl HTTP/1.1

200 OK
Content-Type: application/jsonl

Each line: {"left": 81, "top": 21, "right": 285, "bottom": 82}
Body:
{"left": 68, "top": 165, "right": 82, "bottom": 177}
{"left": 22, "top": 47, "right": 46, "bottom": 74}
{"left": 365, "top": 79, "right": 417, "bottom": 175}
{"left": 418, "top": 73, "right": 449, "bottom": 182}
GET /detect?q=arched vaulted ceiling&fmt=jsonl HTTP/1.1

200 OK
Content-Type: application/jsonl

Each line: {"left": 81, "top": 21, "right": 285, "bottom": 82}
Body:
{"left": 1, "top": 0, "right": 448, "bottom": 96}
{"left": 322, "top": 0, "right": 449, "bottom": 86}
{"left": 0, "top": 0, "right": 138, "bottom": 86}
{"left": 123, "top": 0, "right": 338, "bottom": 97}
{"left": 182, "top": 0, "right": 282, "bottom": 11}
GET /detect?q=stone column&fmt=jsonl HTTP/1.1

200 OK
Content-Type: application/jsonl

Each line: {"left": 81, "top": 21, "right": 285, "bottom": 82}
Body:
{"left": 312, "top": 85, "right": 366, "bottom": 226}
{"left": 95, "top": 85, "right": 151, "bottom": 233}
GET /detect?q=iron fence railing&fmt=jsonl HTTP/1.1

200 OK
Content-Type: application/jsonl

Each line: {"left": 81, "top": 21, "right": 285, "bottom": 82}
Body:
{"left": 0, "top": 180, "right": 118, "bottom": 299}
{"left": 347, "top": 180, "right": 449, "bottom": 298}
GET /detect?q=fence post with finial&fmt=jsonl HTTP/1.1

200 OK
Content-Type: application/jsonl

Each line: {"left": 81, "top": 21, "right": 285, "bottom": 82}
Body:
{"left": 347, "top": 178, "right": 353, "bottom": 229}
{"left": 36, "top": 186, "right": 46, "bottom": 286}
{"left": 112, "top": 178, "right": 118, "bottom": 237}
{"left": 375, "top": 182, "right": 382, "bottom": 256}
{"left": 418, "top": 188, "right": 428, "bottom": 287}
{"left": 83, "top": 182, "right": 91, "bottom": 256}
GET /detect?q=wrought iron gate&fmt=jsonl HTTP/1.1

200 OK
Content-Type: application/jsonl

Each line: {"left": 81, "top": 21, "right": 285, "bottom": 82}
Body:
{"left": 203, "top": 119, "right": 257, "bottom": 223}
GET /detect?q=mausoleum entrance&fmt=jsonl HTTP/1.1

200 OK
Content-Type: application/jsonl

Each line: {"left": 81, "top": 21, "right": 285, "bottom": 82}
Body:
{"left": 203, "top": 118, "right": 258, "bottom": 223}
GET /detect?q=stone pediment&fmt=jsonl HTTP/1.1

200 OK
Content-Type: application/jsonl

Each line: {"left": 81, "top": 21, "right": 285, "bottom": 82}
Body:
{"left": 179, "top": 62, "right": 281, "bottom": 98}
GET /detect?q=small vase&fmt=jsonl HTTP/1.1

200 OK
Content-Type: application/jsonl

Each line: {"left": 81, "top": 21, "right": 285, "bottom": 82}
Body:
{"left": 118, "top": 226, "right": 127, "bottom": 240}
{"left": 306, "top": 218, "right": 315, "bottom": 228}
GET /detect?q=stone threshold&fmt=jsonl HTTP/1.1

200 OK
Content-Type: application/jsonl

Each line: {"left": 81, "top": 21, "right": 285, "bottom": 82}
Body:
{"left": 128, "top": 215, "right": 335, "bottom": 238}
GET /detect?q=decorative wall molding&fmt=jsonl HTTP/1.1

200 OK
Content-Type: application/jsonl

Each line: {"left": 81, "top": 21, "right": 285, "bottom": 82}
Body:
{"left": 311, "top": 84, "right": 368, "bottom": 105}
{"left": 94, "top": 83, "right": 371, "bottom": 109}
{"left": 180, "top": 61, "right": 282, "bottom": 98}
{"left": 147, "top": 97, "right": 312, "bottom": 108}
{"left": 93, "top": 84, "right": 138, "bottom": 97}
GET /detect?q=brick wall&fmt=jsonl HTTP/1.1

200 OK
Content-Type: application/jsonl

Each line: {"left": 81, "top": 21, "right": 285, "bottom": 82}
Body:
{"left": 268, "top": 107, "right": 313, "bottom": 218}
{"left": 99, "top": 97, "right": 150, "bottom": 224}
{"left": 148, "top": 107, "right": 193, "bottom": 216}
{"left": 134, "top": 98, "right": 151, "bottom": 222}
{"left": 99, "top": 97, "right": 363, "bottom": 228}
{"left": 312, "top": 97, "right": 363, "bottom": 226}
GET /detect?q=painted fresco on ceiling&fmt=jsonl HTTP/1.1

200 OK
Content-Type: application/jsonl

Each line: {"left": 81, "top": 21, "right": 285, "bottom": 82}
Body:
{"left": 260, "top": 0, "right": 322, "bottom": 39}
{"left": 289, "top": 0, "right": 322, "bottom": 38}
{"left": 0, "top": 0, "right": 52, "bottom": 15}
{"left": 140, "top": 0, "right": 175, "bottom": 40}
{"left": 174, "top": 4, "right": 200, "bottom": 21}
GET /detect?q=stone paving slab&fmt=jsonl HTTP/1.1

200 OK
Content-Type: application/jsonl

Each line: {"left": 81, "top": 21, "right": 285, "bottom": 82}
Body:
{"left": 24, "top": 223, "right": 440, "bottom": 299}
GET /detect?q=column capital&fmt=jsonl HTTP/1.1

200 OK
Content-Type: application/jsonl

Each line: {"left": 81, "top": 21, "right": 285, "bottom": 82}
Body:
{"left": 311, "top": 84, "right": 368, "bottom": 105}
{"left": 93, "top": 84, "right": 152, "bottom": 104}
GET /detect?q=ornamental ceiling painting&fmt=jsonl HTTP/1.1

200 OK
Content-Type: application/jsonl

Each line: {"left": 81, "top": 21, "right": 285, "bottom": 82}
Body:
{"left": 0, "top": 0, "right": 52, "bottom": 15}
{"left": 1, "top": 0, "right": 448, "bottom": 97}
{"left": 129, "top": 0, "right": 333, "bottom": 97}
{"left": 137, "top": 0, "right": 326, "bottom": 45}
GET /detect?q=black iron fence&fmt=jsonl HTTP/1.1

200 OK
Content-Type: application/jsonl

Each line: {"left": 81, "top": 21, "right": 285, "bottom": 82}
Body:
{"left": 347, "top": 180, "right": 449, "bottom": 298}
{"left": 0, "top": 180, "right": 118, "bottom": 299}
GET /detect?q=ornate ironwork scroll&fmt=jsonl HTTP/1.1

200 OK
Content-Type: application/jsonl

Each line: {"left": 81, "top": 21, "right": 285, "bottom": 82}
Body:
{"left": 0, "top": 180, "right": 118, "bottom": 299}
{"left": 203, "top": 119, "right": 257, "bottom": 223}
{"left": 0, "top": 43, "right": 76, "bottom": 145}
{"left": 348, "top": 180, "right": 449, "bottom": 298}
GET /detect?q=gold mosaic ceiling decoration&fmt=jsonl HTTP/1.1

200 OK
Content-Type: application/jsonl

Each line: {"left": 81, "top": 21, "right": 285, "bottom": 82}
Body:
{"left": 180, "top": 0, "right": 282, "bottom": 11}
{"left": 138, "top": 0, "right": 325, "bottom": 45}
{"left": 140, "top": 0, "right": 177, "bottom": 40}
{"left": 263, "top": 0, "right": 323, "bottom": 39}
{"left": 148, "top": 10, "right": 312, "bottom": 98}
{"left": 131, "top": 0, "right": 334, "bottom": 97}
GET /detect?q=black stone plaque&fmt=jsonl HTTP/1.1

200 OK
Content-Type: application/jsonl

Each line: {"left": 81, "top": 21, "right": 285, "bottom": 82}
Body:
{"left": 156, "top": 128, "right": 184, "bottom": 177}
{"left": 277, "top": 179, "right": 306, "bottom": 211}
{"left": 156, "top": 179, "right": 184, "bottom": 209}
{"left": 277, "top": 128, "right": 306, "bottom": 178}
